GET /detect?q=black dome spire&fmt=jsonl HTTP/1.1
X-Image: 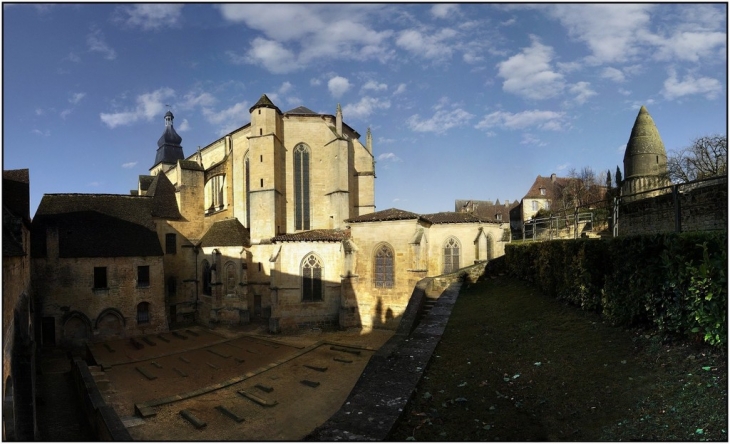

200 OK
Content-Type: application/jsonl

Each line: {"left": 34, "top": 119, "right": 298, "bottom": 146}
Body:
{"left": 152, "top": 111, "right": 184, "bottom": 170}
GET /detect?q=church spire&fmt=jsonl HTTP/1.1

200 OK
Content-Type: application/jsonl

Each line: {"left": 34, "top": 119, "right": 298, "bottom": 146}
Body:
{"left": 151, "top": 110, "right": 184, "bottom": 173}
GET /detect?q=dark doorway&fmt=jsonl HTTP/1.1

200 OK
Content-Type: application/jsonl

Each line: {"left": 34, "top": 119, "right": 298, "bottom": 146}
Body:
{"left": 254, "top": 295, "right": 262, "bottom": 318}
{"left": 169, "top": 305, "right": 177, "bottom": 324}
{"left": 41, "top": 317, "right": 55, "bottom": 346}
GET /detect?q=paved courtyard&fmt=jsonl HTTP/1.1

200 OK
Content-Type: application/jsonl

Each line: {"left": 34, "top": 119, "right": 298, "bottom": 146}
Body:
{"left": 86, "top": 324, "right": 393, "bottom": 441}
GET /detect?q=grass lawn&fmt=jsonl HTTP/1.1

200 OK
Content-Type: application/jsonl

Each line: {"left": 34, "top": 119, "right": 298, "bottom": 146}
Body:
{"left": 388, "top": 275, "right": 727, "bottom": 441}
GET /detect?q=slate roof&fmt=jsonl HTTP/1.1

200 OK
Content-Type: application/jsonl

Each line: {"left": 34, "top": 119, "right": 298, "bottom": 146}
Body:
{"left": 285, "top": 106, "right": 318, "bottom": 115}
{"left": 346, "top": 208, "right": 423, "bottom": 223}
{"left": 249, "top": 94, "right": 282, "bottom": 115}
{"left": 31, "top": 194, "right": 163, "bottom": 258}
{"left": 199, "top": 218, "right": 251, "bottom": 248}
{"left": 147, "top": 174, "right": 182, "bottom": 220}
{"left": 139, "top": 175, "right": 155, "bottom": 192}
{"left": 179, "top": 160, "right": 203, "bottom": 171}
{"left": 271, "top": 229, "right": 350, "bottom": 243}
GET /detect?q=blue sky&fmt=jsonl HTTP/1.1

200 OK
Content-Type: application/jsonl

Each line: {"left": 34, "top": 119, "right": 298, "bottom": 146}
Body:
{"left": 3, "top": 3, "right": 727, "bottom": 217}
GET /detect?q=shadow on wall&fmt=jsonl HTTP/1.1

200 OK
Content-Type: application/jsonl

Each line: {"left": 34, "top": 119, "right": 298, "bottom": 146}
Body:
{"left": 372, "top": 298, "right": 398, "bottom": 330}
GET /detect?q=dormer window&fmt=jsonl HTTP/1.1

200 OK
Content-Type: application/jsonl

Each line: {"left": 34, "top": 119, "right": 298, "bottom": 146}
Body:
{"left": 539, "top": 187, "right": 546, "bottom": 196}
{"left": 496, "top": 213, "right": 502, "bottom": 221}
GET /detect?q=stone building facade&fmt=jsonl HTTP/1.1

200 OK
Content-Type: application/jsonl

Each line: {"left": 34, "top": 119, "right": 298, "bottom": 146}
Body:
{"left": 3, "top": 169, "right": 38, "bottom": 440}
{"left": 31, "top": 94, "right": 512, "bottom": 340}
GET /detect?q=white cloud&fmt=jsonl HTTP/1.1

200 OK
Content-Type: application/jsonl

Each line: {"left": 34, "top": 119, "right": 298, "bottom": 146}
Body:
{"left": 496, "top": 37, "right": 565, "bottom": 100}
{"left": 617, "top": 144, "right": 627, "bottom": 153}
{"left": 87, "top": 27, "right": 117, "bottom": 60}
{"left": 180, "top": 91, "right": 216, "bottom": 109}
{"left": 60, "top": 109, "right": 73, "bottom": 119}
{"left": 64, "top": 52, "right": 81, "bottom": 63}
{"left": 569, "top": 82, "right": 597, "bottom": 105}
{"left": 377, "top": 152, "right": 401, "bottom": 162}
{"left": 31, "top": 129, "right": 50, "bottom": 137}
{"left": 217, "top": 4, "right": 393, "bottom": 72}
{"left": 556, "top": 163, "right": 570, "bottom": 171}
{"left": 662, "top": 69, "right": 722, "bottom": 100}
{"left": 362, "top": 80, "right": 387, "bottom": 93}
{"left": 114, "top": 4, "right": 183, "bottom": 30}
{"left": 430, "top": 4, "right": 460, "bottom": 19}
{"left": 177, "top": 119, "right": 190, "bottom": 131}
{"left": 342, "top": 97, "right": 391, "bottom": 120}
{"left": 35, "top": 108, "right": 44, "bottom": 116}
{"left": 476, "top": 109, "right": 567, "bottom": 131}
{"left": 328, "top": 76, "right": 351, "bottom": 98}
{"left": 521, "top": 133, "right": 547, "bottom": 146}
{"left": 396, "top": 27, "right": 458, "bottom": 61}
{"left": 547, "top": 4, "right": 653, "bottom": 64}
{"left": 618, "top": 88, "right": 631, "bottom": 96}
{"left": 69, "top": 92, "right": 86, "bottom": 104}
{"left": 229, "top": 38, "right": 300, "bottom": 74}
{"left": 100, "top": 87, "right": 175, "bottom": 128}
{"left": 122, "top": 162, "right": 138, "bottom": 169}
{"left": 310, "top": 78, "right": 322, "bottom": 86}
{"left": 392, "top": 83, "right": 407, "bottom": 95}
{"left": 601, "top": 67, "right": 625, "bottom": 83}
{"left": 407, "top": 108, "right": 474, "bottom": 134}
{"left": 202, "top": 101, "right": 249, "bottom": 135}
{"left": 278, "top": 82, "right": 293, "bottom": 94}
{"left": 650, "top": 31, "right": 726, "bottom": 63}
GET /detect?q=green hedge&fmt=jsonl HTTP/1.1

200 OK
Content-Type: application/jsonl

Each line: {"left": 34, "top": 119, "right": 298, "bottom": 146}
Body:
{"left": 505, "top": 232, "right": 728, "bottom": 346}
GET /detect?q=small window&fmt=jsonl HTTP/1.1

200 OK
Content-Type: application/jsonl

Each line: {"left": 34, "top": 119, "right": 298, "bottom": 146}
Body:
{"left": 137, "top": 302, "right": 150, "bottom": 324}
{"left": 532, "top": 201, "right": 538, "bottom": 212}
{"left": 165, "top": 233, "right": 177, "bottom": 254}
{"left": 94, "top": 267, "right": 107, "bottom": 289}
{"left": 496, "top": 213, "right": 502, "bottom": 221}
{"left": 137, "top": 266, "right": 150, "bottom": 287}
{"left": 260, "top": 155, "right": 263, "bottom": 162}
{"left": 540, "top": 188, "right": 546, "bottom": 195}
{"left": 260, "top": 178, "right": 263, "bottom": 188}
{"left": 167, "top": 277, "right": 177, "bottom": 297}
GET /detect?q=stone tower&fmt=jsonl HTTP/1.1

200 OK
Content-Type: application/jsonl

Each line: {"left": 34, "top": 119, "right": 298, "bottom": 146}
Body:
{"left": 621, "top": 105, "right": 670, "bottom": 199}
{"left": 247, "top": 94, "right": 285, "bottom": 241}
{"left": 150, "top": 111, "right": 184, "bottom": 176}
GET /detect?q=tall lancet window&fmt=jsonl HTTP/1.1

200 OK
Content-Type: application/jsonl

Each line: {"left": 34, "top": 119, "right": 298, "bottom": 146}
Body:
{"left": 374, "top": 244, "right": 394, "bottom": 288}
{"left": 301, "top": 254, "right": 323, "bottom": 302}
{"left": 294, "top": 143, "right": 311, "bottom": 230}
{"left": 443, "top": 237, "right": 461, "bottom": 274}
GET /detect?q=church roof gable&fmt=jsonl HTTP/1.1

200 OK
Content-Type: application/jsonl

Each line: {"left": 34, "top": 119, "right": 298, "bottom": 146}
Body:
{"left": 271, "top": 229, "right": 349, "bottom": 243}
{"left": 346, "top": 208, "right": 422, "bottom": 223}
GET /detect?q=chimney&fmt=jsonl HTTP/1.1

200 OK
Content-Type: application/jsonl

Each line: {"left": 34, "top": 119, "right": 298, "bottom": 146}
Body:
{"left": 551, "top": 173, "right": 557, "bottom": 183}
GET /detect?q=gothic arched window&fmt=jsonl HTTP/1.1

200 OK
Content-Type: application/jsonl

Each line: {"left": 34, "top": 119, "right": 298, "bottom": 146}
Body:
{"left": 294, "top": 144, "right": 311, "bottom": 230}
{"left": 301, "top": 254, "right": 323, "bottom": 302}
{"left": 373, "top": 244, "right": 394, "bottom": 288}
{"left": 205, "top": 174, "right": 225, "bottom": 212}
{"left": 443, "top": 237, "right": 460, "bottom": 274}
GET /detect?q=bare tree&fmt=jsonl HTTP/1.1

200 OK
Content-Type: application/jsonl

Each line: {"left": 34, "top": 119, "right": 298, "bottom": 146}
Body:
{"left": 559, "top": 167, "right": 601, "bottom": 210}
{"left": 667, "top": 135, "right": 727, "bottom": 183}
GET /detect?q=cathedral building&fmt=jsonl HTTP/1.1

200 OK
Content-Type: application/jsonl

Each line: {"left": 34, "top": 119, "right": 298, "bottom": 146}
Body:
{"left": 31, "top": 95, "right": 511, "bottom": 342}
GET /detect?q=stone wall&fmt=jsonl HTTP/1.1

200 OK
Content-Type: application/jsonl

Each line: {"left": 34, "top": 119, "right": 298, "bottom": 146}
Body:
{"left": 619, "top": 179, "right": 727, "bottom": 236}
{"left": 33, "top": 255, "right": 167, "bottom": 346}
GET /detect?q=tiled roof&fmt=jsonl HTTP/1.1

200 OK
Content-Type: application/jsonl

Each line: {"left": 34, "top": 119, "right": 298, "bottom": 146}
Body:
{"left": 422, "top": 211, "right": 502, "bottom": 224}
{"left": 271, "top": 229, "right": 350, "bottom": 243}
{"left": 346, "top": 208, "right": 422, "bottom": 223}
{"left": 199, "top": 218, "right": 251, "bottom": 247}
{"left": 31, "top": 193, "right": 163, "bottom": 258}
{"left": 455, "top": 199, "right": 519, "bottom": 221}
{"left": 523, "top": 175, "right": 571, "bottom": 199}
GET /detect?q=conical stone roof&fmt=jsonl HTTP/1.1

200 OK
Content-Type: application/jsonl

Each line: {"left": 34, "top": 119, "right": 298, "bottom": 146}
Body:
{"left": 623, "top": 106, "right": 667, "bottom": 179}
